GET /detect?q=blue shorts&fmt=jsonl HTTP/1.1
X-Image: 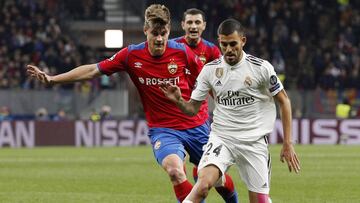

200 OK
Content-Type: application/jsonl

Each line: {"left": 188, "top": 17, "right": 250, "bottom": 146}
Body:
{"left": 149, "top": 120, "right": 210, "bottom": 166}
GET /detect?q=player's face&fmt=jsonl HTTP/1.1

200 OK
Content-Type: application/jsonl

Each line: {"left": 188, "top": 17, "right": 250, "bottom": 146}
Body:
{"left": 145, "top": 25, "right": 170, "bottom": 56}
{"left": 182, "top": 14, "right": 206, "bottom": 46}
{"left": 218, "top": 31, "right": 246, "bottom": 66}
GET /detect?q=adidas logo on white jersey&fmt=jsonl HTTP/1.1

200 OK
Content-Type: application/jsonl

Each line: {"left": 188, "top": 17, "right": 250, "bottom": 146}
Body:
{"left": 215, "top": 80, "right": 222, "bottom": 86}
{"left": 262, "top": 182, "right": 268, "bottom": 188}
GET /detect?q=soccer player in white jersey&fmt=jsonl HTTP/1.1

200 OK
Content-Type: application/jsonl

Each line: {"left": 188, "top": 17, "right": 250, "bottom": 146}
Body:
{"left": 160, "top": 18, "right": 300, "bottom": 203}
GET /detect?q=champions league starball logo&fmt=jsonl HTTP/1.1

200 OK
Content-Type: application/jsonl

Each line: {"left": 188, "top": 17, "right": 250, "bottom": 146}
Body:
{"left": 167, "top": 59, "right": 178, "bottom": 74}
{"left": 270, "top": 75, "right": 277, "bottom": 85}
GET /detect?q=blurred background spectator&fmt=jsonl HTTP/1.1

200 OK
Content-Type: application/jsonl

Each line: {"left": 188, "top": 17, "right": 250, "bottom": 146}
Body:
{"left": 35, "top": 107, "right": 49, "bottom": 120}
{"left": 52, "top": 108, "right": 68, "bottom": 121}
{"left": 100, "top": 105, "right": 112, "bottom": 120}
{"left": 89, "top": 108, "right": 100, "bottom": 121}
{"left": 336, "top": 98, "right": 351, "bottom": 119}
{"left": 0, "top": 106, "right": 12, "bottom": 121}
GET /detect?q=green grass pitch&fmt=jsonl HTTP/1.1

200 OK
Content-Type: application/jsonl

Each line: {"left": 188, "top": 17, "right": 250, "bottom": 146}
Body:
{"left": 0, "top": 145, "right": 359, "bottom": 203}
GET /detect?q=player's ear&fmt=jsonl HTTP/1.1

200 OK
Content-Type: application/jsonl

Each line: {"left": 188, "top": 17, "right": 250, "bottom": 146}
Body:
{"left": 181, "top": 21, "right": 185, "bottom": 30}
{"left": 166, "top": 24, "right": 171, "bottom": 36}
{"left": 203, "top": 21, "right": 207, "bottom": 30}
{"left": 143, "top": 26, "right": 148, "bottom": 35}
{"left": 241, "top": 36, "right": 247, "bottom": 46}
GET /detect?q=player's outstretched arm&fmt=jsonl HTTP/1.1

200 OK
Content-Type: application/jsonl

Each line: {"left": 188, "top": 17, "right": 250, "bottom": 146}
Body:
{"left": 26, "top": 64, "right": 101, "bottom": 85}
{"left": 274, "top": 90, "right": 301, "bottom": 174}
{"left": 159, "top": 82, "right": 202, "bottom": 116}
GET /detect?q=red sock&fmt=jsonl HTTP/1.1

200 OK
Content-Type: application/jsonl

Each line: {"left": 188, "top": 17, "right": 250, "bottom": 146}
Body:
{"left": 173, "top": 180, "right": 193, "bottom": 202}
{"left": 215, "top": 173, "right": 236, "bottom": 200}
{"left": 223, "top": 174, "right": 235, "bottom": 192}
{"left": 192, "top": 166, "right": 198, "bottom": 181}
{"left": 257, "top": 193, "right": 270, "bottom": 203}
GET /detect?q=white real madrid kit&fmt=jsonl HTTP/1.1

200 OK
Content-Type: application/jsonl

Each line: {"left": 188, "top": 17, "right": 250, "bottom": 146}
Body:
{"left": 192, "top": 51, "right": 284, "bottom": 194}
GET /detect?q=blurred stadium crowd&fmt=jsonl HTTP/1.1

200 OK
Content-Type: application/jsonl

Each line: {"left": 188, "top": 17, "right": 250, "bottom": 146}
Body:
{"left": 0, "top": 0, "right": 107, "bottom": 90}
{"left": 1, "top": 0, "right": 360, "bottom": 119}
{"left": 157, "top": 0, "right": 360, "bottom": 90}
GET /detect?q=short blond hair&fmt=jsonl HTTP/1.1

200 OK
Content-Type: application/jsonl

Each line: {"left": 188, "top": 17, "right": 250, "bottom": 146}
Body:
{"left": 144, "top": 4, "right": 170, "bottom": 29}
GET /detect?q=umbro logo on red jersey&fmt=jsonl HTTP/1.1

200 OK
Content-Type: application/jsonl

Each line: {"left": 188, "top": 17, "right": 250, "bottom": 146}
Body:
{"left": 134, "top": 62, "right": 142, "bottom": 68}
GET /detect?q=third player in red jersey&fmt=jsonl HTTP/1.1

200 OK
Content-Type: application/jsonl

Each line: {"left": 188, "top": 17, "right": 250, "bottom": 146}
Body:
{"left": 173, "top": 8, "right": 221, "bottom": 65}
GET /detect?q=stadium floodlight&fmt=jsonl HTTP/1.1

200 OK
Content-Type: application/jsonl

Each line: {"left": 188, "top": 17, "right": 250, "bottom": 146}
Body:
{"left": 105, "top": 30, "right": 123, "bottom": 48}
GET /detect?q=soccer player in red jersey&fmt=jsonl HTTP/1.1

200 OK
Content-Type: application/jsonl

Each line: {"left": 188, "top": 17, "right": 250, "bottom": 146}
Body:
{"left": 172, "top": 8, "right": 238, "bottom": 202}
{"left": 27, "top": 4, "right": 237, "bottom": 203}
{"left": 173, "top": 8, "right": 221, "bottom": 65}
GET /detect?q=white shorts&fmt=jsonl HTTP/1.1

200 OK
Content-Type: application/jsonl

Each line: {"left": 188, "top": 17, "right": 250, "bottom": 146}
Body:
{"left": 198, "top": 133, "right": 271, "bottom": 194}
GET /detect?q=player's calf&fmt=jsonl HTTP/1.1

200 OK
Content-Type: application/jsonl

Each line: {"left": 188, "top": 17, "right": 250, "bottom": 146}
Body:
{"left": 196, "top": 180, "right": 212, "bottom": 199}
{"left": 194, "top": 166, "right": 238, "bottom": 201}
{"left": 166, "top": 166, "right": 187, "bottom": 184}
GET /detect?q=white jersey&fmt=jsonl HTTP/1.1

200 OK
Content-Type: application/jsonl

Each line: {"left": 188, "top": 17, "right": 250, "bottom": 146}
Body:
{"left": 191, "top": 51, "right": 283, "bottom": 141}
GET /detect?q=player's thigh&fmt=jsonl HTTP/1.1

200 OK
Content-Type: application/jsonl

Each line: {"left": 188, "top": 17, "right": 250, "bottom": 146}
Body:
{"left": 198, "top": 135, "right": 234, "bottom": 186}
{"left": 235, "top": 136, "right": 271, "bottom": 194}
{"left": 182, "top": 121, "right": 210, "bottom": 165}
{"left": 149, "top": 128, "right": 186, "bottom": 166}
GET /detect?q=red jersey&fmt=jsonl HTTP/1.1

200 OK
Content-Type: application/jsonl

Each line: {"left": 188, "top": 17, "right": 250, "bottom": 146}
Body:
{"left": 98, "top": 40, "right": 208, "bottom": 130}
{"left": 172, "top": 36, "right": 221, "bottom": 65}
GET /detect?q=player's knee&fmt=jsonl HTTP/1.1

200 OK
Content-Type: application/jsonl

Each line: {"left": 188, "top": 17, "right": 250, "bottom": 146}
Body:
{"left": 166, "top": 166, "right": 186, "bottom": 182}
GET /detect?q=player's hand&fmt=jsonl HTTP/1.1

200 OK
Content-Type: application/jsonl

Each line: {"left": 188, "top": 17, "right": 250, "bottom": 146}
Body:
{"left": 159, "top": 82, "right": 182, "bottom": 103}
{"left": 280, "top": 143, "right": 300, "bottom": 173}
{"left": 26, "top": 65, "right": 53, "bottom": 85}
